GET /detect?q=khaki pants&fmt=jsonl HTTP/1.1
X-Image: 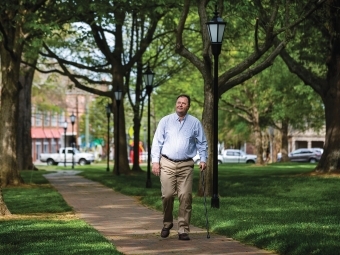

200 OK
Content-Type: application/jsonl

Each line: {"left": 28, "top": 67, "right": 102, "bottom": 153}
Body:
{"left": 160, "top": 156, "right": 194, "bottom": 234}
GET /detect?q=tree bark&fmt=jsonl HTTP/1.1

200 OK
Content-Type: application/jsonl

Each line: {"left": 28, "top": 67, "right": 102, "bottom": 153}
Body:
{"left": 252, "top": 107, "right": 264, "bottom": 165}
{"left": 280, "top": 120, "right": 290, "bottom": 162}
{"left": 201, "top": 83, "right": 214, "bottom": 196}
{"left": 131, "top": 119, "right": 143, "bottom": 172}
{"left": 0, "top": 43, "right": 24, "bottom": 187}
{"left": 314, "top": 1, "right": 340, "bottom": 172}
{"left": 17, "top": 60, "right": 38, "bottom": 171}
{"left": 130, "top": 58, "right": 143, "bottom": 173}
{"left": 315, "top": 94, "right": 340, "bottom": 172}
{"left": 113, "top": 95, "right": 130, "bottom": 175}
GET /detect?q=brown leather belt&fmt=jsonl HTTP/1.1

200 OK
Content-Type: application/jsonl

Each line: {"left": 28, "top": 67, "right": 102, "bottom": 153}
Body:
{"left": 162, "top": 154, "right": 192, "bottom": 163}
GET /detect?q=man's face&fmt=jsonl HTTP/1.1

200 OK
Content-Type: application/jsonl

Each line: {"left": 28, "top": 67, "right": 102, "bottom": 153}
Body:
{"left": 176, "top": 96, "right": 190, "bottom": 116}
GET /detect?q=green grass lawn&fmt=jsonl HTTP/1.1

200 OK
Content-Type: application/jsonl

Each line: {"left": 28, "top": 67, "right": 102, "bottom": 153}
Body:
{"left": 1, "top": 169, "right": 122, "bottom": 255}
{"left": 2, "top": 162, "right": 340, "bottom": 255}
{"left": 77, "top": 162, "right": 340, "bottom": 255}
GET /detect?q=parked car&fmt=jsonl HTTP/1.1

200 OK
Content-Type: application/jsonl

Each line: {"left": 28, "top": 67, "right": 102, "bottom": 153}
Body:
{"left": 221, "top": 149, "right": 257, "bottom": 163}
{"left": 311, "top": 147, "right": 324, "bottom": 155}
{"left": 40, "top": 147, "right": 95, "bottom": 166}
{"left": 285, "top": 148, "right": 322, "bottom": 163}
{"left": 192, "top": 153, "right": 223, "bottom": 165}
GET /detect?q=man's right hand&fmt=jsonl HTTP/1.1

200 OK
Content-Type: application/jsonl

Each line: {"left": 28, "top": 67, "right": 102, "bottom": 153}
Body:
{"left": 152, "top": 163, "right": 160, "bottom": 176}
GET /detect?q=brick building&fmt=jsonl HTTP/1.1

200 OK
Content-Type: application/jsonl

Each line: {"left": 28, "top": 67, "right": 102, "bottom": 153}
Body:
{"left": 288, "top": 127, "right": 325, "bottom": 151}
{"left": 31, "top": 87, "right": 95, "bottom": 162}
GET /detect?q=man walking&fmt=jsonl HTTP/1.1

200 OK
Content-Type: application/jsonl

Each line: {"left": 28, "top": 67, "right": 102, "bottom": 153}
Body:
{"left": 151, "top": 94, "right": 207, "bottom": 241}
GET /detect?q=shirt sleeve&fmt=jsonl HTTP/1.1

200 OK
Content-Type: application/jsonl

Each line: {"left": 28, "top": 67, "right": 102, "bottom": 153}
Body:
{"left": 195, "top": 122, "right": 208, "bottom": 163}
{"left": 151, "top": 117, "right": 165, "bottom": 163}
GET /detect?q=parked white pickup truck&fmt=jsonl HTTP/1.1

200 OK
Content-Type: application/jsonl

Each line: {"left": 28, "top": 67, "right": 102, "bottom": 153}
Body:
{"left": 221, "top": 149, "right": 257, "bottom": 163}
{"left": 40, "top": 147, "right": 95, "bottom": 166}
{"left": 193, "top": 153, "right": 223, "bottom": 165}
{"left": 193, "top": 149, "right": 257, "bottom": 164}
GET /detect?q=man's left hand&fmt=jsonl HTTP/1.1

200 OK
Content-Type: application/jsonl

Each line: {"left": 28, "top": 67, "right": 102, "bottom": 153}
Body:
{"left": 199, "top": 162, "right": 206, "bottom": 171}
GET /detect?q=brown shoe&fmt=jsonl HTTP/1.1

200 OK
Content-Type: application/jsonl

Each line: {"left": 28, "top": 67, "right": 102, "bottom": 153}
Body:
{"left": 178, "top": 233, "right": 190, "bottom": 240}
{"left": 160, "top": 223, "right": 173, "bottom": 238}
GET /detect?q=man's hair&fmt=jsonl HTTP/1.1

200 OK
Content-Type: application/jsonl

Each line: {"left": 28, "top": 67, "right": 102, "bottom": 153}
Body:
{"left": 176, "top": 94, "right": 191, "bottom": 106}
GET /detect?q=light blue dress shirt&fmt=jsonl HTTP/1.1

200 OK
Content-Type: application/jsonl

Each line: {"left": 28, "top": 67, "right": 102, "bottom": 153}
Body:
{"left": 151, "top": 113, "right": 207, "bottom": 163}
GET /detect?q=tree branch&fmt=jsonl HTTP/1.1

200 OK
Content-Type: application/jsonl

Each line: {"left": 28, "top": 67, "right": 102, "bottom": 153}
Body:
{"left": 219, "top": 40, "right": 287, "bottom": 96}
{"left": 175, "top": 0, "right": 206, "bottom": 74}
{"left": 40, "top": 43, "right": 110, "bottom": 96}
{"left": 275, "top": 39, "right": 326, "bottom": 96}
{"left": 41, "top": 43, "right": 111, "bottom": 73}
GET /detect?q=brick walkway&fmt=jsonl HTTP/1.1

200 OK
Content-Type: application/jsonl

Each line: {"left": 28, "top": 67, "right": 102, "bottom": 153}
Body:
{"left": 44, "top": 171, "right": 276, "bottom": 255}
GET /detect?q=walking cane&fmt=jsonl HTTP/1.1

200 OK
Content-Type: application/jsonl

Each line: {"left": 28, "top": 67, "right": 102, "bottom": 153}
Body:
{"left": 201, "top": 171, "right": 210, "bottom": 239}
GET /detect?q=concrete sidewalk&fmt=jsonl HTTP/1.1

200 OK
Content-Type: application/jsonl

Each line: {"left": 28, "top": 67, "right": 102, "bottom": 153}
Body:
{"left": 44, "top": 171, "right": 276, "bottom": 255}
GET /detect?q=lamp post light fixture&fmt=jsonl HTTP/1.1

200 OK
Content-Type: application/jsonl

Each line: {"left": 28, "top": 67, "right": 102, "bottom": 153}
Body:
{"left": 143, "top": 64, "right": 155, "bottom": 188}
{"left": 63, "top": 120, "right": 68, "bottom": 167}
{"left": 206, "top": 5, "right": 226, "bottom": 208}
{"left": 114, "top": 89, "right": 123, "bottom": 176}
{"left": 106, "top": 104, "right": 112, "bottom": 172}
{"left": 70, "top": 112, "right": 76, "bottom": 169}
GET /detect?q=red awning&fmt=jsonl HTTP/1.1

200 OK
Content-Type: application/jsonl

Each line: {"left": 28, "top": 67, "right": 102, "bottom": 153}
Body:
{"left": 31, "top": 127, "right": 46, "bottom": 139}
{"left": 51, "top": 128, "right": 63, "bottom": 139}
{"left": 44, "top": 129, "right": 54, "bottom": 138}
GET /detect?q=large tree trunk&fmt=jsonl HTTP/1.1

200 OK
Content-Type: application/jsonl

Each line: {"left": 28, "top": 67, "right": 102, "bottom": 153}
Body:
{"left": 280, "top": 120, "right": 290, "bottom": 162}
{"left": 17, "top": 61, "right": 37, "bottom": 171}
{"left": 314, "top": 1, "right": 340, "bottom": 173}
{"left": 130, "top": 59, "right": 143, "bottom": 172}
{"left": 252, "top": 107, "right": 264, "bottom": 164}
{"left": 113, "top": 97, "right": 130, "bottom": 175}
{"left": 0, "top": 43, "right": 24, "bottom": 187}
{"left": 131, "top": 119, "right": 143, "bottom": 172}
{"left": 316, "top": 98, "right": 340, "bottom": 173}
{"left": 315, "top": 46, "right": 340, "bottom": 172}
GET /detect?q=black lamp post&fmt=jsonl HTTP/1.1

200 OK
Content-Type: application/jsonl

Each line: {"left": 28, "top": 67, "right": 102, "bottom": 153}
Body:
{"left": 106, "top": 104, "right": 112, "bottom": 171}
{"left": 206, "top": 5, "right": 226, "bottom": 208}
{"left": 70, "top": 112, "right": 76, "bottom": 169}
{"left": 143, "top": 64, "right": 155, "bottom": 188}
{"left": 63, "top": 120, "right": 68, "bottom": 167}
{"left": 114, "top": 89, "right": 123, "bottom": 176}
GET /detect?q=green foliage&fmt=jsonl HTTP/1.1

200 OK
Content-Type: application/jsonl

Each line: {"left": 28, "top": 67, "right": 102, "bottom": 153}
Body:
{"left": 267, "top": 58, "right": 325, "bottom": 131}
{"left": 0, "top": 220, "right": 121, "bottom": 255}
{"left": 1, "top": 169, "right": 121, "bottom": 254}
{"left": 4, "top": 171, "right": 72, "bottom": 214}
{"left": 4, "top": 186, "right": 72, "bottom": 214}
{"left": 32, "top": 76, "right": 66, "bottom": 113}
{"left": 21, "top": 169, "right": 51, "bottom": 185}
{"left": 219, "top": 56, "right": 324, "bottom": 147}
{"left": 287, "top": 7, "right": 328, "bottom": 75}
{"left": 153, "top": 60, "right": 205, "bottom": 121}
{"left": 78, "top": 97, "right": 112, "bottom": 143}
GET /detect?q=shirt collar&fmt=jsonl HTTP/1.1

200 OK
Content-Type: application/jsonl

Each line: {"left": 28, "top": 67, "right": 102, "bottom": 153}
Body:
{"left": 174, "top": 112, "right": 187, "bottom": 121}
